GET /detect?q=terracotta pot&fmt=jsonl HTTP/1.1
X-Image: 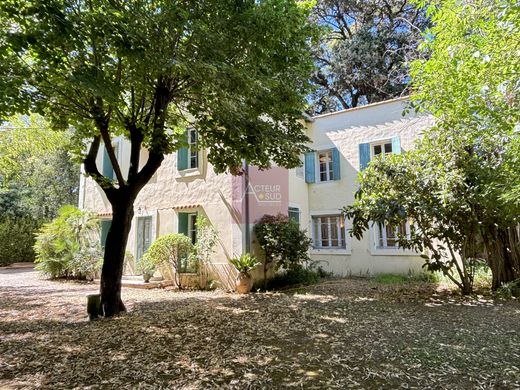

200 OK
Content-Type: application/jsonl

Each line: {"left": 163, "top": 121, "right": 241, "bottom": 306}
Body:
{"left": 236, "top": 272, "right": 253, "bottom": 294}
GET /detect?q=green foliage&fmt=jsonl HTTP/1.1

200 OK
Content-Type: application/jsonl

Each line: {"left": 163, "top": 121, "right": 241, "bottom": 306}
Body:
{"left": 374, "top": 272, "right": 439, "bottom": 284}
{"left": 136, "top": 254, "right": 157, "bottom": 279}
{"left": 142, "top": 234, "right": 193, "bottom": 287}
{"left": 0, "top": 216, "right": 41, "bottom": 265}
{"left": 0, "top": 114, "right": 79, "bottom": 221}
{"left": 261, "top": 268, "right": 321, "bottom": 291}
{"left": 310, "top": 0, "right": 430, "bottom": 113}
{"left": 254, "top": 213, "right": 312, "bottom": 273}
{"left": 228, "top": 253, "right": 260, "bottom": 277}
{"left": 34, "top": 206, "right": 102, "bottom": 279}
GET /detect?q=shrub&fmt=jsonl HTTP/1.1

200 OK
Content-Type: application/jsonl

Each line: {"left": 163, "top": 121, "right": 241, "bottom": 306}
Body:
{"left": 142, "top": 233, "right": 193, "bottom": 288}
{"left": 0, "top": 216, "right": 41, "bottom": 266}
{"left": 34, "top": 205, "right": 101, "bottom": 279}
{"left": 254, "top": 213, "right": 312, "bottom": 285}
{"left": 261, "top": 268, "right": 321, "bottom": 291}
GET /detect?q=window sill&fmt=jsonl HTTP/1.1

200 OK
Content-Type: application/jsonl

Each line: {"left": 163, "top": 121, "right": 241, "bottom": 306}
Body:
{"left": 370, "top": 248, "right": 420, "bottom": 256}
{"left": 311, "top": 248, "right": 351, "bottom": 256}
{"left": 176, "top": 168, "right": 203, "bottom": 179}
{"left": 311, "top": 180, "right": 341, "bottom": 186}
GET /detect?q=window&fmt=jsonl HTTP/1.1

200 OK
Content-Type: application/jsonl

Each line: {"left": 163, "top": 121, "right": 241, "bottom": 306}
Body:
{"left": 188, "top": 128, "right": 198, "bottom": 169}
{"left": 136, "top": 216, "right": 153, "bottom": 262}
{"left": 178, "top": 129, "right": 199, "bottom": 171}
{"left": 312, "top": 215, "right": 346, "bottom": 249}
{"left": 178, "top": 212, "right": 197, "bottom": 273}
{"left": 288, "top": 207, "right": 300, "bottom": 225}
{"left": 359, "top": 136, "right": 401, "bottom": 171}
{"left": 376, "top": 221, "right": 411, "bottom": 249}
{"left": 304, "top": 148, "right": 341, "bottom": 183}
{"left": 318, "top": 150, "right": 333, "bottom": 182}
{"left": 372, "top": 141, "right": 393, "bottom": 159}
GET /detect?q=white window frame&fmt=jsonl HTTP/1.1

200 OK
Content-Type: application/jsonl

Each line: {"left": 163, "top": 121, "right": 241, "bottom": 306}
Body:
{"left": 188, "top": 128, "right": 198, "bottom": 169}
{"left": 316, "top": 149, "right": 334, "bottom": 183}
{"left": 369, "top": 221, "right": 417, "bottom": 256}
{"left": 288, "top": 206, "right": 301, "bottom": 225}
{"left": 310, "top": 211, "right": 351, "bottom": 255}
{"left": 188, "top": 212, "right": 197, "bottom": 244}
{"left": 371, "top": 140, "right": 393, "bottom": 160}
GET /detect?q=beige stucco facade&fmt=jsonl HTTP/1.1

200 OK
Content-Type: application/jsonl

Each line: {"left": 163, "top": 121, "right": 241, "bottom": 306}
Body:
{"left": 79, "top": 97, "right": 435, "bottom": 284}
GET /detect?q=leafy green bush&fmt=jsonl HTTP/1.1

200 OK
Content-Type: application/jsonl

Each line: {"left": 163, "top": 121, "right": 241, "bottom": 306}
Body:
{"left": 34, "top": 206, "right": 102, "bottom": 279}
{"left": 254, "top": 213, "right": 312, "bottom": 284}
{"left": 142, "top": 233, "right": 193, "bottom": 288}
{"left": 0, "top": 217, "right": 41, "bottom": 266}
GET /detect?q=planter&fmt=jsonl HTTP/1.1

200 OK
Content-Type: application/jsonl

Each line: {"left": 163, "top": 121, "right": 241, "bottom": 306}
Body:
{"left": 236, "top": 272, "right": 253, "bottom": 294}
{"left": 143, "top": 272, "right": 153, "bottom": 283}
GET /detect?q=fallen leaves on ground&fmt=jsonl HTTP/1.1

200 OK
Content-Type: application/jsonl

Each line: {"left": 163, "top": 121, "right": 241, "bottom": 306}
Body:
{"left": 0, "top": 269, "right": 519, "bottom": 389}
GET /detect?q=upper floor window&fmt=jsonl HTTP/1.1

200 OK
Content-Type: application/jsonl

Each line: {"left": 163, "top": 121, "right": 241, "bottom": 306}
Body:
{"left": 178, "top": 129, "right": 199, "bottom": 171}
{"left": 288, "top": 207, "right": 300, "bottom": 225}
{"left": 304, "top": 148, "right": 341, "bottom": 183}
{"left": 359, "top": 136, "right": 401, "bottom": 171}
{"left": 372, "top": 141, "right": 393, "bottom": 158}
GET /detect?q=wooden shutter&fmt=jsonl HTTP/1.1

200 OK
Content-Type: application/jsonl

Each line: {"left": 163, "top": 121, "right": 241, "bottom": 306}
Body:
{"left": 100, "top": 220, "right": 112, "bottom": 249}
{"left": 359, "top": 143, "right": 371, "bottom": 171}
{"left": 391, "top": 136, "right": 401, "bottom": 155}
{"left": 177, "top": 130, "right": 189, "bottom": 171}
{"left": 102, "top": 146, "right": 113, "bottom": 179}
{"left": 304, "top": 152, "right": 315, "bottom": 183}
{"left": 332, "top": 147, "right": 341, "bottom": 180}
{"left": 178, "top": 212, "right": 189, "bottom": 236}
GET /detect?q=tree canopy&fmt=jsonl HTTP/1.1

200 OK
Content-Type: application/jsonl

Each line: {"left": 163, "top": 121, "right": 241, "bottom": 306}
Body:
{"left": 0, "top": 0, "right": 317, "bottom": 316}
{"left": 309, "top": 0, "right": 429, "bottom": 113}
{"left": 345, "top": 0, "right": 520, "bottom": 293}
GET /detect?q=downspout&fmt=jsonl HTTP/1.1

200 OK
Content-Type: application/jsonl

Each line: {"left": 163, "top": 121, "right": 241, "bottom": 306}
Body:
{"left": 244, "top": 160, "right": 251, "bottom": 253}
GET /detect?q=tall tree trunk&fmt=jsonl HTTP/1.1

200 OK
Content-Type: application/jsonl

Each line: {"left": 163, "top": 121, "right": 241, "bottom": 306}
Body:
{"left": 100, "top": 193, "right": 135, "bottom": 317}
{"left": 483, "top": 225, "right": 520, "bottom": 290}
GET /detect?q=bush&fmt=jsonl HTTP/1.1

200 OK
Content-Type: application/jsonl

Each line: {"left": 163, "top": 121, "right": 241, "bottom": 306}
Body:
{"left": 254, "top": 213, "right": 312, "bottom": 284}
{"left": 0, "top": 216, "right": 41, "bottom": 266}
{"left": 142, "top": 233, "right": 193, "bottom": 288}
{"left": 34, "top": 206, "right": 102, "bottom": 279}
{"left": 258, "top": 268, "right": 321, "bottom": 291}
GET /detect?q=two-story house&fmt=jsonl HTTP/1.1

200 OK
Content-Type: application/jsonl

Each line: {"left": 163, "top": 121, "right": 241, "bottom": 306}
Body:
{"left": 79, "top": 97, "right": 435, "bottom": 286}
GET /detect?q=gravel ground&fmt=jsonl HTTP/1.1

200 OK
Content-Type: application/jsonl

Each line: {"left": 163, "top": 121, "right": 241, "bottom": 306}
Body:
{"left": 0, "top": 267, "right": 519, "bottom": 389}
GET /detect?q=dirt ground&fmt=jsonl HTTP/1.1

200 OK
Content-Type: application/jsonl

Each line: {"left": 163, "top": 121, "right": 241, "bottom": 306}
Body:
{"left": 0, "top": 267, "right": 519, "bottom": 389}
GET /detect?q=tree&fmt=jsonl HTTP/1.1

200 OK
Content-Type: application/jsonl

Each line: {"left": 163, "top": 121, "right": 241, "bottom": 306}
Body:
{"left": 0, "top": 115, "right": 79, "bottom": 220}
{"left": 254, "top": 213, "right": 312, "bottom": 287}
{"left": 0, "top": 0, "right": 316, "bottom": 316}
{"left": 309, "top": 0, "right": 429, "bottom": 113}
{"left": 345, "top": 0, "right": 520, "bottom": 293}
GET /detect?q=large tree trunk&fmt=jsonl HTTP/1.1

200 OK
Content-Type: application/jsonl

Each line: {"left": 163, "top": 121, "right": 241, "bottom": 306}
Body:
{"left": 100, "top": 193, "right": 135, "bottom": 317}
{"left": 483, "top": 225, "right": 520, "bottom": 290}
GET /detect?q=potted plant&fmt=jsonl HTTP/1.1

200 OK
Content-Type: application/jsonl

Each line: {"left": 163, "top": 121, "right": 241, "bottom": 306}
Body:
{"left": 137, "top": 254, "right": 156, "bottom": 283}
{"left": 228, "top": 253, "right": 260, "bottom": 294}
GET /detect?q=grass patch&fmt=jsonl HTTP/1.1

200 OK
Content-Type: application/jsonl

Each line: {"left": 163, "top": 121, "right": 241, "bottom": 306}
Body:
{"left": 374, "top": 272, "right": 439, "bottom": 284}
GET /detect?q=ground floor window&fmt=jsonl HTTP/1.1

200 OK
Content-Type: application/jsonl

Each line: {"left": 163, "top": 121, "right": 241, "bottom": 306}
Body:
{"left": 288, "top": 207, "right": 300, "bottom": 225}
{"left": 136, "top": 216, "right": 153, "bottom": 262}
{"left": 312, "top": 215, "right": 346, "bottom": 249}
{"left": 178, "top": 211, "right": 198, "bottom": 273}
{"left": 376, "top": 221, "right": 411, "bottom": 249}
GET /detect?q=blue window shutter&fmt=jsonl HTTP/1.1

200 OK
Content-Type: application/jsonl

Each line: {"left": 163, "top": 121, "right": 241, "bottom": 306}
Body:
{"left": 304, "top": 152, "right": 315, "bottom": 183}
{"left": 391, "top": 136, "right": 401, "bottom": 154}
{"left": 102, "top": 146, "right": 113, "bottom": 179}
{"left": 177, "top": 130, "right": 189, "bottom": 171}
{"left": 359, "top": 143, "right": 371, "bottom": 171}
{"left": 178, "top": 213, "right": 189, "bottom": 236}
{"left": 100, "top": 220, "right": 112, "bottom": 249}
{"left": 332, "top": 147, "right": 341, "bottom": 180}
